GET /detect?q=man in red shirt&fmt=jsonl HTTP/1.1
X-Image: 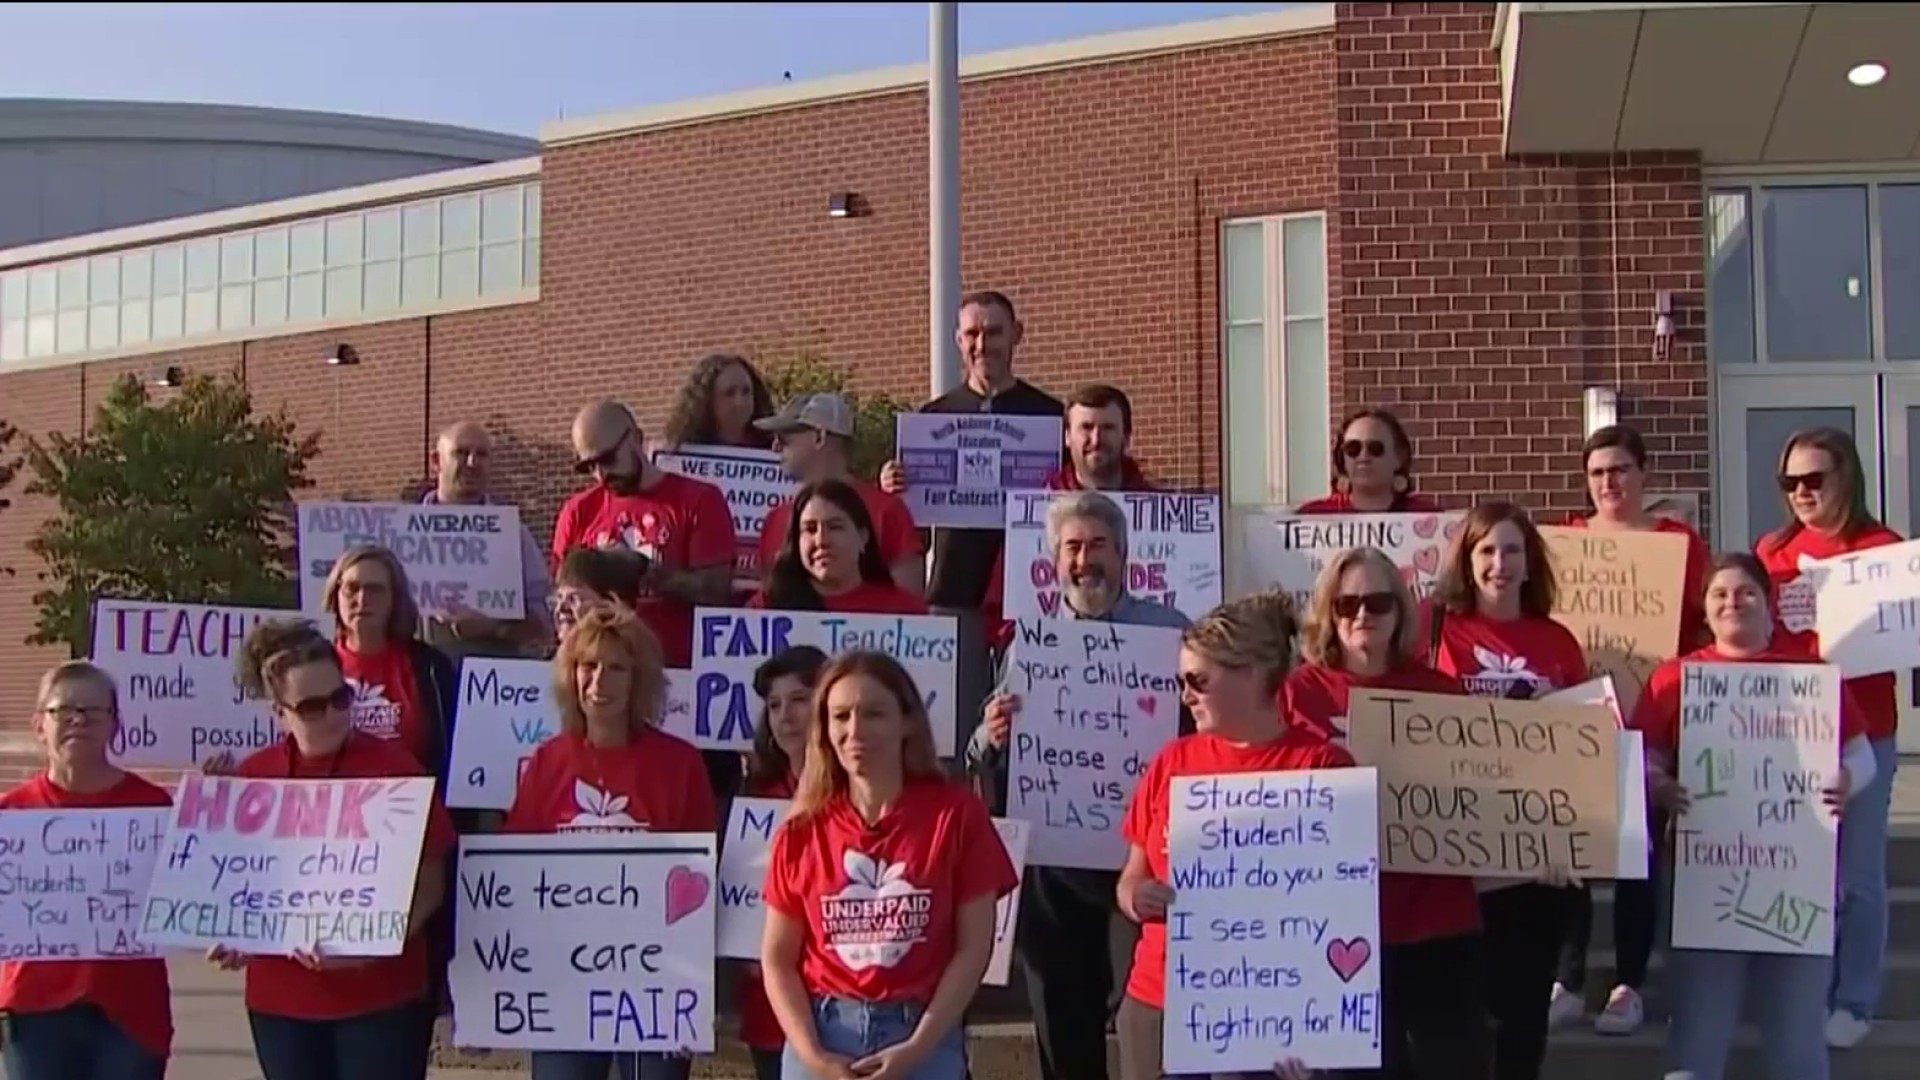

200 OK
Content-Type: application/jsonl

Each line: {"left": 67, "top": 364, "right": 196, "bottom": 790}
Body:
{"left": 754, "top": 391, "right": 925, "bottom": 594}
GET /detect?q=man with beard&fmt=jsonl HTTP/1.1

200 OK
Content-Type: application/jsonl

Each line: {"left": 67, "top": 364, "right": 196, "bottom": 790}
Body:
{"left": 966, "top": 490, "right": 1187, "bottom": 1080}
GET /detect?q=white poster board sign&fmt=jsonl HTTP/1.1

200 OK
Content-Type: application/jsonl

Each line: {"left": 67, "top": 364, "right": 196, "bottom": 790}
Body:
{"left": 1809, "top": 537, "right": 1920, "bottom": 677}
{"left": 985, "top": 817, "right": 1031, "bottom": 987}
{"left": 895, "top": 413, "right": 1062, "bottom": 529}
{"left": 655, "top": 445, "right": 790, "bottom": 583}
{"left": 449, "top": 832, "right": 717, "bottom": 1053}
{"left": 1002, "top": 491, "right": 1222, "bottom": 622}
{"left": 1164, "top": 768, "right": 1383, "bottom": 1074}
{"left": 691, "top": 609, "right": 958, "bottom": 756}
{"left": 1004, "top": 620, "right": 1183, "bottom": 870}
{"left": 139, "top": 776, "right": 435, "bottom": 956}
{"left": 1238, "top": 511, "right": 1466, "bottom": 613}
{"left": 1671, "top": 662, "right": 1841, "bottom": 955}
{"left": 297, "top": 501, "right": 527, "bottom": 618}
{"left": 0, "top": 809, "right": 168, "bottom": 960}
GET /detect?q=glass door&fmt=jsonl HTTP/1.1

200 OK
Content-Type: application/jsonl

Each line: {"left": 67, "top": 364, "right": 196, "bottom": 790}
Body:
{"left": 1712, "top": 374, "right": 1883, "bottom": 550}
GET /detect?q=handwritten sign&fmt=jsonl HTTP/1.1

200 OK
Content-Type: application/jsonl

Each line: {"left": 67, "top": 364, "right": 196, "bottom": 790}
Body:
{"left": 449, "top": 833, "right": 716, "bottom": 1052}
{"left": 0, "top": 809, "right": 168, "bottom": 961}
{"left": 1544, "top": 677, "right": 1649, "bottom": 880}
{"left": 1163, "top": 769, "right": 1383, "bottom": 1073}
{"left": 1346, "top": 690, "right": 1619, "bottom": 878}
{"left": 1004, "top": 619, "right": 1183, "bottom": 870}
{"left": 1671, "top": 662, "right": 1841, "bottom": 955}
{"left": 1002, "top": 491, "right": 1222, "bottom": 622}
{"left": 1808, "top": 537, "right": 1920, "bottom": 677}
{"left": 139, "top": 776, "right": 435, "bottom": 956}
{"left": 984, "top": 817, "right": 1031, "bottom": 987}
{"left": 896, "top": 413, "right": 1061, "bottom": 529}
{"left": 445, "top": 659, "right": 695, "bottom": 810}
{"left": 655, "top": 445, "right": 791, "bottom": 583}
{"left": 90, "top": 598, "right": 330, "bottom": 768}
{"left": 691, "top": 609, "right": 958, "bottom": 756}
{"left": 1238, "top": 511, "right": 1466, "bottom": 613}
{"left": 297, "top": 501, "right": 527, "bottom": 619}
{"left": 1539, "top": 526, "right": 1686, "bottom": 717}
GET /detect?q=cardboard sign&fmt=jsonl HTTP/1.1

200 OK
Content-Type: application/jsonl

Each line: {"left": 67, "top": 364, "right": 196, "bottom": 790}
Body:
{"left": 1544, "top": 677, "right": 1650, "bottom": 880}
{"left": 1808, "top": 537, "right": 1920, "bottom": 677}
{"left": 297, "top": 501, "right": 527, "bottom": 618}
{"left": 1238, "top": 511, "right": 1466, "bottom": 613}
{"left": 0, "top": 809, "right": 168, "bottom": 961}
{"left": 1346, "top": 690, "right": 1620, "bottom": 878}
{"left": 895, "top": 413, "right": 1062, "bottom": 529}
{"left": 655, "top": 445, "right": 790, "bottom": 584}
{"left": 1002, "top": 490, "right": 1222, "bottom": 621}
{"left": 1671, "top": 662, "right": 1841, "bottom": 956}
{"left": 1162, "top": 769, "right": 1383, "bottom": 1074}
{"left": 1539, "top": 525, "right": 1687, "bottom": 718}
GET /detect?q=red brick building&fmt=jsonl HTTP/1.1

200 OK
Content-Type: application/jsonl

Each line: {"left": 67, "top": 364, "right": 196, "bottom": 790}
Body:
{"left": 3, "top": 1, "right": 1915, "bottom": 752}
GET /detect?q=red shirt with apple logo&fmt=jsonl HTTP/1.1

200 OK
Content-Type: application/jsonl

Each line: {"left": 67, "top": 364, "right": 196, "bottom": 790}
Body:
{"left": 502, "top": 728, "right": 717, "bottom": 835}
{"left": 335, "top": 641, "right": 427, "bottom": 767}
{"left": 1418, "top": 604, "right": 1589, "bottom": 700}
{"left": 763, "top": 776, "right": 1017, "bottom": 1004}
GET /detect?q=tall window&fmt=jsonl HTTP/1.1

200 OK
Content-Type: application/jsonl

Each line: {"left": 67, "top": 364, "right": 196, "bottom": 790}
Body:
{"left": 1222, "top": 212, "right": 1330, "bottom": 507}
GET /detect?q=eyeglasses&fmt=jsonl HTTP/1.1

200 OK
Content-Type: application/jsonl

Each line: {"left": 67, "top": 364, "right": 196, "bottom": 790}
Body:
{"left": 1178, "top": 671, "right": 1210, "bottom": 695}
{"left": 1342, "top": 439, "right": 1388, "bottom": 460}
{"left": 574, "top": 431, "right": 632, "bottom": 475}
{"left": 281, "top": 685, "right": 354, "bottom": 721}
{"left": 1332, "top": 592, "right": 1396, "bottom": 619}
{"left": 1777, "top": 471, "right": 1827, "bottom": 494}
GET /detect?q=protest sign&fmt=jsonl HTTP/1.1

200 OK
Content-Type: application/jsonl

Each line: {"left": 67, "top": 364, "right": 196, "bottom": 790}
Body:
{"left": 895, "top": 413, "right": 1061, "bottom": 529}
{"left": 655, "top": 445, "right": 791, "bottom": 583}
{"left": 1237, "top": 511, "right": 1466, "bottom": 613}
{"left": 297, "top": 501, "right": 527, "bottom": 619}
{"left": 0, "top": 809, "right": 167, "bottom": 961}
{"left": 1808, "top": 536, "right": 1920, "bottom": 677}
{"left": 1671, "top": 662, "right": 1841, "bottom": 955}
{"left": 1539, "top": 526, "right": 1686, "bottom": 717}
{"left": 985, "top": 817, "right": 1031, "bottom": 987}
{"left": 691, "top": 609, "right": 958, "bottom": 756}
{"left": 1002, "top": 490, "right": 1222, "bottom": 622}
{"left": 445, "top": 659, "right": 695, "bottom": 810}
{"left": 139, "top": 776, "right": 435, "bottom": 956}
{"left": 91, "top": 598, "right": 328, "bottom": 768}
{"left": 1346, "top": 690, "right": 1620, "bottom": 878}
{"left": 1004, "top": 619, "right": 1183, "bottom": 870}
{"left": 1162, "top": 768, "right": 1383, "bottom": 1074}
{"left": 1544, "top": 677, "right": 1649, "bottom": 880}
{"left": 449, "top": 832, "right": 717, "bottom": 1053}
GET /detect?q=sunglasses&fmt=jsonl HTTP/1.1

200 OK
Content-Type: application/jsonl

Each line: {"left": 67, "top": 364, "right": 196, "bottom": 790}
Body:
{"left": 1777, "top": 471, "right": 1826, "bottom": 494}
{"left": 574, "top": 431, "right": 632, "bottom": 475}
{"left": 1332, "top": 592, "right": 1396, "bottom": 619}
{"left": 1178, "top": 671, "right": 1210, "bottom": 695}
{"left": 1342, "top": 439, "right": 1389, "bottom": 460}
{"left": 281, "top": 685, "right": 354, "bottom": 721}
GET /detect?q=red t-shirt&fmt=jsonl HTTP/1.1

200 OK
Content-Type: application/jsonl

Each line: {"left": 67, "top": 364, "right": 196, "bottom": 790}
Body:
{"left": 1121, "top": 730, "right": 1354, "bottom": 1008}
{"left": 335, "top": 641, "right": 428, "bottom": 767}
{"left": 736, "top": 771, "right": 799, "bottom": 1051}
{"left": 746, "top": 581, "right": 930, "bottom": 616}
{"left": 1758, "top": 523, "right": 1906, "bottom": 740}
{"left": 1420, "top": 604, "right": 1589, "bottom": 699}
{"left": 757, "top": 480, "right": 922, "bottom": 578}
{"left": 763, "top": 776, "right": 1016, "bottom": 1005}
{"left": 551, "top": 473, "right": 738, "bottom": 667}
{"left": 1565, "top": 515, "right": 1712, "bottom": 652}
{"left": 503, "top": 728, "right": 717, "bottom": 834}
{"left": 235, "top": 732, "right": 456, "bottom": 1021}
{"left": 0, "top": 772, "right": 173, "bottom": 1057}
{"left": 1294, "top": 491, "right": 1442, "bottom": 515}
{"left": 1630, "top": 644, "right": 1868, "bottom": 754}
{"left": 1279, "top": 663, "right": 1482, "bottom": 944}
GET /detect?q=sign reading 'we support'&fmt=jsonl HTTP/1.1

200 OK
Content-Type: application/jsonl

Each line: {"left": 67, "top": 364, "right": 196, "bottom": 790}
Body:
{"left": 895, "top": 414, "right": 1062, "bottom": 529}
{"left": 1002, "top": 491, "right": 1223, "bottom": 622}
{"left": 139, "top": 776, "right": 436, "bottom": 956}
{"left": 297, "top": 501, "right": 527, "bottom": 619}
{"left": 654, "top": 445, "right": 791, "bottom": 582}
{"left": 1238, "top": 511, "right": 1465, "bottom": 612}
{"left": 0, "top": 809, "right": 168, "bottom": 961}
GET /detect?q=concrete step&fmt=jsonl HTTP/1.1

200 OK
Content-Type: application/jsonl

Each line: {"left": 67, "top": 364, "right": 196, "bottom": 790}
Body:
{"left": 1567, "top": 951, "right": 1920, "bottom": 1022}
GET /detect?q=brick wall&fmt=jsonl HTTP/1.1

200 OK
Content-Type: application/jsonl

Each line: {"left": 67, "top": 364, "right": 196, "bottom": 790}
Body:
{"left": 1334, "top": 2, "right": 1709, "bottom": 523}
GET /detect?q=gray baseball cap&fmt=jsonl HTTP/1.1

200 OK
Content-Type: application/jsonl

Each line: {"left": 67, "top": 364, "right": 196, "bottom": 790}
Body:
{"left": 754, "top": 392, "right": 855, "bottom": 438}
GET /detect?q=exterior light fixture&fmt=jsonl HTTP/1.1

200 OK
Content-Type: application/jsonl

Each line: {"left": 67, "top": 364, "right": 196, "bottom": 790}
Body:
{"left": 1848, "top": 62, "right": 1887, "bottom": 87}
{"left": 149, "top": 365, "right": 184, "bottom": 388}
{"left": 326, "top": 344, "right": 359, "bottom": 367}
{"left": 828, "top": 193, "right": 859, "bottom": 219}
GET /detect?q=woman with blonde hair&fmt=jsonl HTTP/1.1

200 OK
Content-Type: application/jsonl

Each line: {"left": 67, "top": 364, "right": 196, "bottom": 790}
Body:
{"left": 0, "top": 661, "right": 173, "bottom": 1079}
{"left": 760, "top": 652, "right": 1016, "bottom": 1080}
{"left": 1280, "top": 548, "right": 1486, "bottom": 1079}
{"left": 1114, "top": 592, "right": 1344, "bottom": 1080}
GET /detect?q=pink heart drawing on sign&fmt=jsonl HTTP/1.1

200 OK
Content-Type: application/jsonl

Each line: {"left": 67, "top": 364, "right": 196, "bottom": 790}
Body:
{"left": 664, "top": 865, "right": 711, "bottom": 926}
{"left": 1412, "top": 545, "right": 1439, "bottom": 576}
{"left": 1442, "top": 518, "right": 1464, "bottom": 541}
{"left": 1411, "top": 515, "right": 1438, "bottom": 540}
{"left": 1326, "top": 937, "right": 1373, "bottom": 983}
{"left": 1136, "top": 694, "right": 1158, "bottom": 717}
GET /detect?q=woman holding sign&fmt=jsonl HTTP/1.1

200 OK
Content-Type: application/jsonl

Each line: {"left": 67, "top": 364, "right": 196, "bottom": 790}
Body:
{"left": 1631, "top": 552, "right": 1875, "bottom": 1080}
{"left": 210, "top": 619, "right": 456, "bottom": 1080}
{"left": 1281, "top": 548, "right": 1490, "bottom": 1079}
{"left": 0, "top": 661, "right": 173, "bottom": 1080}
{"left": 750, "top": 480, "right": 930, "bottom": 616}
{"left": 760, "top": 651, "right": 1016, "bottom": 1080}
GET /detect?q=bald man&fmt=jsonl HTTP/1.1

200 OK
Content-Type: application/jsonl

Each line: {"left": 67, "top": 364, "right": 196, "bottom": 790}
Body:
{"left": 420, "top": 421, "right": 554, "bottom": 659}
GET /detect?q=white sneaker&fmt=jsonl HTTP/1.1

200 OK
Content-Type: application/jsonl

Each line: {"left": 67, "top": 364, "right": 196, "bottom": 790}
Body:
{"left": 1547, "top": 982, "right": 1584, "bottom": 1029}
{"left": 1593, "top": 985, "right": 1644, "bottom": 1036}
{"left": 1826, "top": 1009, "right": 1871, "bottom": 1049}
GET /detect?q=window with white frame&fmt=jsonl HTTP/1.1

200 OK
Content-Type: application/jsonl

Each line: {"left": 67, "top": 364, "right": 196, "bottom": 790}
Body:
{"left": 1222, "top": 212, "right": 1330, "bottom": 507}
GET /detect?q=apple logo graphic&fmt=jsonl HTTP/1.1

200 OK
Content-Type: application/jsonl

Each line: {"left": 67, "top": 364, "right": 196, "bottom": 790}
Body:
{"left": 822, "top": 849, "right": 932, "bottom": 971}
{"left": 560, "top": 779, "right": 643, "bottom": 832}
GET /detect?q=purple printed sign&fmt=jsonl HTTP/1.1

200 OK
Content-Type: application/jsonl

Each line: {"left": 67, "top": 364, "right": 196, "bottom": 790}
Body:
{"left": 895, "top": 413, "right": 1062, "bottom": 529}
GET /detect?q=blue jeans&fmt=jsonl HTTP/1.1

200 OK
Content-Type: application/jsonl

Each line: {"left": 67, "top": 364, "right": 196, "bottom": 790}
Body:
{"left": 247, "top": 1000, "right": 435, "bottom": 1080}
{"left": 0, "top": 1003, "right": 165, "bottom": 1080}
{"left": 780, "top": 997, "right": 966, "bottom": 1080}
{"left": 1664, "top": 948, "right": 1830, "bottom": 1080}
{"left": 1831, "top": 736, "right": 1897, "bottom": 1021}
{"left": 529, "top": 1050, "right": 693, "bottom": 1080}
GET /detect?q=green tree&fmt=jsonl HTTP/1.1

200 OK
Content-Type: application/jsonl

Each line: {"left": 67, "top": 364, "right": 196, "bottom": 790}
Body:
{"left": 24, "top": 371, "right": 321, "bottom": 655}
{"left": 0, "top": 417, "right": 19, "bottom": 579}
{"left": 761, "top": 350, "right": 910, "bottom": 482}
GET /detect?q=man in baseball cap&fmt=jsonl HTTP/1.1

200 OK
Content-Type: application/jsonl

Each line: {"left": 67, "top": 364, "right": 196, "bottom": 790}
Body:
{"left": 753, "top": 392, "right": 926, "bottom": 594}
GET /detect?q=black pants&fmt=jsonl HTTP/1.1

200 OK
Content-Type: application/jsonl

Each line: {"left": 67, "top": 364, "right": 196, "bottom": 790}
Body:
{"left": 1360, "top": 934, "right": 1492, "bottom": 1080}
{"left": 1017, "top": 867, "right": 1140, "bottom": 1080}
{"left": 1556, "top": 808, "right": 1665, "bottom": 993}
{"left": 248, "top": 999, "right": 436, "bottom": 1080}
{"left": 1480, "top": 884, "right": 1574, "bottom": 1080}
{"left": 704, "top": 749, "right": 743, "bottom": 827}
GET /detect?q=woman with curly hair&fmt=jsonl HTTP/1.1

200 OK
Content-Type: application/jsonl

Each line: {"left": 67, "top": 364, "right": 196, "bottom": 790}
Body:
{"left": 660, "top": 353, "right": 777, "bottom": 451}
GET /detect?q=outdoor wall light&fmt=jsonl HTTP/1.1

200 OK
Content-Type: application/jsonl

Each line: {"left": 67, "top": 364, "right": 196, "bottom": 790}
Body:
{"left": 1848, "top": 62, "right": 1888, "bottom": 87}
{"left": 827, "top": 192, "right": 863, "bottom": 219}
{"left": 326, "top": 344, "right": 360, "bottom": 367}
{"left": 149, "top": 365, "right": 184, "bottom": 388}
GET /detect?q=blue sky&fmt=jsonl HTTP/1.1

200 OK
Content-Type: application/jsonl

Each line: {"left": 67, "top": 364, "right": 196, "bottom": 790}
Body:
{"left": 1, "top": 2, "right": 1299, "bottom": 137}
